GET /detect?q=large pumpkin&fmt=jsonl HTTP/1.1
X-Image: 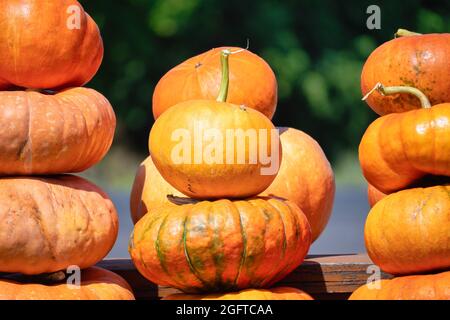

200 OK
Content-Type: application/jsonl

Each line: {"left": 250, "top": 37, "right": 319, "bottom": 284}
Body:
{"left": 164, "top": 287, "right": 313, "bottom": 300}
{"left": 349, "top": 270, "right": 450, "bottom": 300}
{"left": 0, "top": 88, "right": 116, "bottom": 175}
{"left": 0, "top": 175, "right": 118, "bottom": 275}
{"left": 149, "top": 50, "right": 281, "bottom": 199}
{"left": 129, "top": 197, "right": 311, "bottom": 293}
{"left": 361, "top": 30, "right": 450, "bottom": 115}
{"left": 130, "top": 155, "right": 183, "bottom": 224}
{"left": 0, "top": 0, "right": 103, "bottom": 90}
{"left": 359, "top": 84, "right": 450, "bottom": 193}
{"left": 152, "top": 47, "right": 277, "bottom": 119}
{"left": 0, "top": 267, "right": 135, "bottom": 300}
{"left": 260, "top": 127, "right": 335, "bottom": 241}
{"left": 365, "top": 185, "right": 450, "bottom": 275}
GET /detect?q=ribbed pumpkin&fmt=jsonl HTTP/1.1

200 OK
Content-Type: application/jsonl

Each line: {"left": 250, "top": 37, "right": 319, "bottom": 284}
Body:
{"left": 0, "top": 0, "right": 103, "bottom": 90}
{"left": 367, "top": 184, "right": 387, "bottom": 208}
{"left": 0, "top": 175, "right": 118, "bottom": 275}
{"left": 130, "top": 155, "right": 183, "bottom": 224}
{"left": 260, "top": 127, "right": 335, "bottom": 241}
{"left": 0, "top": 88, "right": 116, "bottom": 175}
{"left": 349, "top": 271, "right": 450, "bottom": 300}
{"left": 152, "top": 47, "right": 277, "bottom": 119}
{"left": 359, "top": 84, "right": 450, "bottom": 193}
{"left": 129, "top": 197, "right": 312, "bottom": 293}
{"left": 164, "top": 287, "right": 313, "bottom": 300}
{"left": 0, "top": 267, "right": 135, "bottom": 300}
{"left": 149, "top": 50, "right": 281, "bottom": 199}
{"left": 361, "top": 29, "right": 450, "bottom": 115}
{"left": 365, "top": 185, "right": 450, "bottom": 275}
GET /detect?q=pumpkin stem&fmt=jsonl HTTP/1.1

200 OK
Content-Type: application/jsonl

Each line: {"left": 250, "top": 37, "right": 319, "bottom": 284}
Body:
{"left": 362, "top": 82, "right": 431, "bottom": 109}
{"left": 167, "top": 195, "right": 200, "bottom": 205}
{"left": 395, "top": 29, "right": 422, "bottom": 38}
{"left": 216, "top": 49, "right": 232, "bottom": 102}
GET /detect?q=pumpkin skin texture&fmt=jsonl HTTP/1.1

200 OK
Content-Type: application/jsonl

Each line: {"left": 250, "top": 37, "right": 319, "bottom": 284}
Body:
{"left": 0, "top": 267, "right": 135, "bottom": 300}
{"left": 149, "top": 100, "right": 281, "bottom": 199}
{"left": 0, "top": 175, "right": 119, "bottom": 275}
{"left": 367, "top": 184, "right": 387, "bottom": 208}
{"left": 0, "top": 88, "right": 116, "bottom": 175}
{"left": 349, "top": 271, "right": 450, "bottom": 300}
{"left": 152, "top": 47, "right": 277, "bottom": 119}
{"left": 164, "top": 287, "right": 313, "bottom": 300}
{"left": 260, "top": 127, "right": 335, "bottom": 242}
{"left": 130, "top": 155, "right": 184, "bottom": 224}
{"left": 361, "top": 33, "right": 450, "bottom": 115}
{"left": 365, "top": 185, "right": 450, "bottom": 275}
{"left": 0, "top": 0, "right": 103, "bottom": 90}
{"left": 129, "top": 197, "right": 312, "bottom": 293}
{"left": 359, "top": 103, "right": 450, "bottom": 194}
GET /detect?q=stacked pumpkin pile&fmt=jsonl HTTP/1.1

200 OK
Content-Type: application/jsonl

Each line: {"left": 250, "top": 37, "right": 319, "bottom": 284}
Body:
{"left": 129, "top": 47, "right": 335, "bottom": 300}
{"left": 350, "top": 30, "right": 450, "bottom": 300}
{"left": 0, "top": 1, "right": 134, "bottom": 300}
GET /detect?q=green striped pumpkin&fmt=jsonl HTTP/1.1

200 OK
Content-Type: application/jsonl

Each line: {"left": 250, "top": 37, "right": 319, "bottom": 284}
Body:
{"left": 129, "top": 196, "right": 312, "bottom": 293}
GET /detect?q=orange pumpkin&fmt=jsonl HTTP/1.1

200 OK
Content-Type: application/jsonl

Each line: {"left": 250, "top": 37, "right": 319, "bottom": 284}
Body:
{"left": 261, "top": 127, "right": 335, "bottom": 241}
{"left": 0, "top": 267, "right": 135, "bottom": 300}
{"left": 149, "top": 50, "right": 281, "bottom": 199}
{"left": 365, "top": 185, "right": 450, "bottom": 275}
{"left": 361, "top": 30, "right": 450, "bottom": 115}
{"left": 0, "top": 175, "right": 118, "bottom": 275}
{"left": 129, "top": 197, "right": 311, "bottom": 293}
{"left": 359, "top": 84, "right": 450, "bottom": 193}
{"left": 349, "top": 270, "right": 450, "bottom": 300}
{"left": 367, "top": 184, "right": 387, "bottom": 208}
{"left": 0, "top": 88, "right": 116, "bottom": 175}
{"left": 0, "top": 0, "right": 103, "bottom": 90}
{"left": 164, "top": 287, "right": 313, "bottom": 300}
{"left": 130, "top": 155, "right": 183, "bottom": 224}
{"left": 152, "top": 47, "right": 277, "bottom": 119}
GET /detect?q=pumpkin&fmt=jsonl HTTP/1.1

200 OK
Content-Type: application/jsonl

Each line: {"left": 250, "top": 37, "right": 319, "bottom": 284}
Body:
{"left": 130, "top": 155, "right": 184, "bottom": 224}
{"left": 0, "top": 87, "right": 116, "bottom": 175}
{"left": 367, "top": 184, "right": 387, "bottom": 208}
{"left": 349, "top": 270, "right": 450, "bottom": 300}
{"left": 359, "top": 84, "right": 450, "bottom": 193}
{"left": 149, "top": 50, "right": 281, "bottom": 199}
{"left": 361, "top": 29, "right": 450, "bottom": 115}
{"left": 0, "top": 175, "right": 118, "bottom": 275}
{"left": 260, "top": 127, "right": 335, "bottom": 241}
{"left": 0, "top": 0, "right": 103, "bottom": 90}
{"left": 365, "top": 185, "right": 450, "bottom": 275}
{"left": 164, "top": 287, "right": 313, "bottom": 300}
{"left": 0, "top": 267, "right": 135, "bottom": 300}
{"left": 152, "top": 47, "right": 277, "bottom": 119}
{"left": 129, "top": 197, "right": 312, "bottom": 293}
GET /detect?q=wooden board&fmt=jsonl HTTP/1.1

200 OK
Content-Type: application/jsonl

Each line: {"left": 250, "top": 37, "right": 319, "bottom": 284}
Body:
{"left": 97, "top": 254, "right": 392, "bottom": 300}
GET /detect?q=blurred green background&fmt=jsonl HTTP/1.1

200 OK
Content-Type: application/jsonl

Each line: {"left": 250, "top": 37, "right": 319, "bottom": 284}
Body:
{"left": 79, "top": 0, "right": 450, "bottom": 191}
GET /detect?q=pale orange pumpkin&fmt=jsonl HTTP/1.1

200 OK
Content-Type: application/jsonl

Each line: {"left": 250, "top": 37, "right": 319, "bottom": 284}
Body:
{"left": 0, "top": 88, "right": 116, "bottom": 175}
{"left": 0, "top": 175, "right": 118, "bottom": 275}
{"left": 0, "top": 0, "right": 103, "bottom": 90}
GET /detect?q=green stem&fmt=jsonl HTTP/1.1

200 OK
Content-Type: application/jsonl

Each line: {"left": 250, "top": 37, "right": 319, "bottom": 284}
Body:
{"left": 216, "top": 49, "right": 232, "bottom": 102}
{"left": 362, "top": 82, "right": 431, "bottom": 109}
{"left": 395, "top": 28, "right": 422, "bottom": 38}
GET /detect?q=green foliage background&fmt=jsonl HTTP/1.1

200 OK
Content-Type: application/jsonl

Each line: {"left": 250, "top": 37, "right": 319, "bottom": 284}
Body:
{"left": 79, "top": 0, "right": 450, "bottom": 188}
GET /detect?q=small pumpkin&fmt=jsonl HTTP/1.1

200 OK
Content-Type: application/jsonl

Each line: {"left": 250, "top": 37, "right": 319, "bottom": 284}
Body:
{"left": 0, "top": 87, "right": 116, "bottom": 175}
{"left": 149, "top": 50, "right": 281, "bottom": 199}
{"left": 0, "top": 267, "right": 135, "bottom": 300}
{"left": 365, "top": 185, "right": 450, "bottom": 275}
{"left": 349, "top": 270, "right": 450, "bottom": 300}
{"left": 367, "top": 184, "right": 387, "bottom": 208}
{"left": 152, "top": 47, "right": 277, "bottom": 119}
{"left": 130, "top": 155, "right": 184, "bottom": 224}
{"left": 261, "top": 127, "right": 335, "bottom": 241}
{"left": 0, "top": 175, "right": 118, "bottom": 275}
{"left": 361, "top": 29, "right": 450, "bottom": 115}
{"left": 164, "top": 287, "right": 313, "bottom": 300}
{"left": 0, "top": 0, "right": 103, "bottom": 90}
{"left": 129, "top": 197, "right": 311, "bottom": 293}
{"left": 359, "top": 84, "right": 450, "bottom": 193}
